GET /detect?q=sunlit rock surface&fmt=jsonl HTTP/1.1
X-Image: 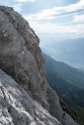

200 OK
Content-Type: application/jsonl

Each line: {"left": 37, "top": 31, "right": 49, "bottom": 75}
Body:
{"left": 0, "top": 69, "right": 61, "bottom": 125}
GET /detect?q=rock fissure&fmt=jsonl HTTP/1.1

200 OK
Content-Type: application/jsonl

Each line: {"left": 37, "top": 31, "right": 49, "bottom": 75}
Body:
{"left": 0, "top": 86, "right": 9, "bottom": 105}
{"left": 0, "top": 121, "right": 4, "bottom": 125}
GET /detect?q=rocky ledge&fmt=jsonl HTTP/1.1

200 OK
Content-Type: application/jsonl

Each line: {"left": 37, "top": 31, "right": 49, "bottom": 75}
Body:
{"left": 0, "top": 6, "right": 78, "bottom": 125}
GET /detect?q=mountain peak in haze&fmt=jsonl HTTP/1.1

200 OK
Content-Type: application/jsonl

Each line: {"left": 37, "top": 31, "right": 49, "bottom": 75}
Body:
{"left": 42, "top": 38, "right": 84, "bottom": 69}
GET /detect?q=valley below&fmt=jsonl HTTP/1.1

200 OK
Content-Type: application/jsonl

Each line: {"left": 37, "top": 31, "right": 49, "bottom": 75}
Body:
{"left": 43, "top": 53, "right": 84, "bottom": 125}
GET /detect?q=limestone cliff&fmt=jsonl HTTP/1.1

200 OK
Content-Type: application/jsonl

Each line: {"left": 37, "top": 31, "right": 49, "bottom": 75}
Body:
{"left": 0, "top": 6, "right": 78, "bottom": 125}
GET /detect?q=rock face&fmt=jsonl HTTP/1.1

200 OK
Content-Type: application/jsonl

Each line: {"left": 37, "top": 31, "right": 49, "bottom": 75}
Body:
{"left": 0, "top": 69, "right": 61, "bottom": 125}
{"left": 0, "top": 6, "right": 78, "bottom": 125}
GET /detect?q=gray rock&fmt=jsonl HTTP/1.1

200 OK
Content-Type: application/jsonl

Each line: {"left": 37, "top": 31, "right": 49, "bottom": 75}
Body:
{"left": 0, "top": 69, "right": 61, "bottom": 125}
{"left": 0, "top": 6, "right": 78, "bottom": 125}
{"left": 0, "top": 6, "right": 48, "bottom": 110}
{"left": 47, "top": 87, "right": 78, "bottom": 125}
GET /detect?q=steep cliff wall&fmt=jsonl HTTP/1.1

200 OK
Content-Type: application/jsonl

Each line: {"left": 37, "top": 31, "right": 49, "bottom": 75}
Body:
{"left": 0, "top": 6, "right": 78, "bottom": 125}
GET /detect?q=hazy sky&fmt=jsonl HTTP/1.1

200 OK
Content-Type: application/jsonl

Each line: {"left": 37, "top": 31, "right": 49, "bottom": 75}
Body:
{"left": 1, "top": 0, "right": 84, "bottom": 45}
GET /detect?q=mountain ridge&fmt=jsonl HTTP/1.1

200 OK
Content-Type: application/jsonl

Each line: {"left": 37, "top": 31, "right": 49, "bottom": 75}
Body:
{"left": 43, "top": 53, "right": 84, "bottom": 108}
{"left": 42, "top": 38, "right": 84, "bottom": 69}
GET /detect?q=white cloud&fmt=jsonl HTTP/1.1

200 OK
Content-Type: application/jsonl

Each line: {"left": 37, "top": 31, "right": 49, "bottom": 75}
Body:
{"left": 23, "top": 0, "right": 84, "bottom": 38}
{"left": 24, "top": 0, "right": 84, "bottom": 21}
{"left": 15, "top": 0, "right": 36, "bottom": 3}
{"left": 73, "top": 15, "right": 84, "bottom": 23}
{"left": 26, "top": 20, "right": 84, "bottom": 37}
{"left": 13, "top": 3, "right": 23, "bottom": 12}
{"left": 12, "top": 0, "right": 37, "bottom": 12}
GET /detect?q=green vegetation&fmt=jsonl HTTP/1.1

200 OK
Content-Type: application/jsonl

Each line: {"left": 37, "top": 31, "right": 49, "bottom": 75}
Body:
{"left": 43, "top": 53, "right": 84, "bottom": 108}
{"left": 59, "top": 96, "right": 84, "bottom": 125}
{"left": 43, "top": 53, "right": 84, "bottom": 124}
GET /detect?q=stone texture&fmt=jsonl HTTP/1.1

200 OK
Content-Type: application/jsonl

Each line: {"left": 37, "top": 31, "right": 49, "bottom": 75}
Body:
{"left": 0, "top": 6, "right": 48, "bottom": 110}
{"left": 0, "top": 6, "right": 78, "bottom": 125}
{"left": 0, "top": 69, "right": 61, "bottom": 125}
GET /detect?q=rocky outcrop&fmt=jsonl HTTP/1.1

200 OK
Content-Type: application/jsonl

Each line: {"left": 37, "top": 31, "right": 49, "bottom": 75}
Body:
{"left": 0, "top": 69, "right": 61, "bottom": 125}
{"left": 0, "top": 6, "right": 78, "bottom": 125}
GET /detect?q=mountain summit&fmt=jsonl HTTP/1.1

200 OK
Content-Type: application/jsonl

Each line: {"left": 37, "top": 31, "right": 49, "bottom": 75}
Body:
{"left": 0, "top": 6, "right": 78, "bottom": 125}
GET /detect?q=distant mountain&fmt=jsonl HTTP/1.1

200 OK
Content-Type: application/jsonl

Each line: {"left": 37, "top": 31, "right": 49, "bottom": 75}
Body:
{"left": 67, "top": 89, "right": 84, "bottom": 108}
{"left": 43, "top": 53, "right": 84, "bottom": 108}
{"left": 42, "top": 38, "right": 84, "bottom": 69}
{"left": 60, "top": 96, "right": 84, "bottom": 125}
